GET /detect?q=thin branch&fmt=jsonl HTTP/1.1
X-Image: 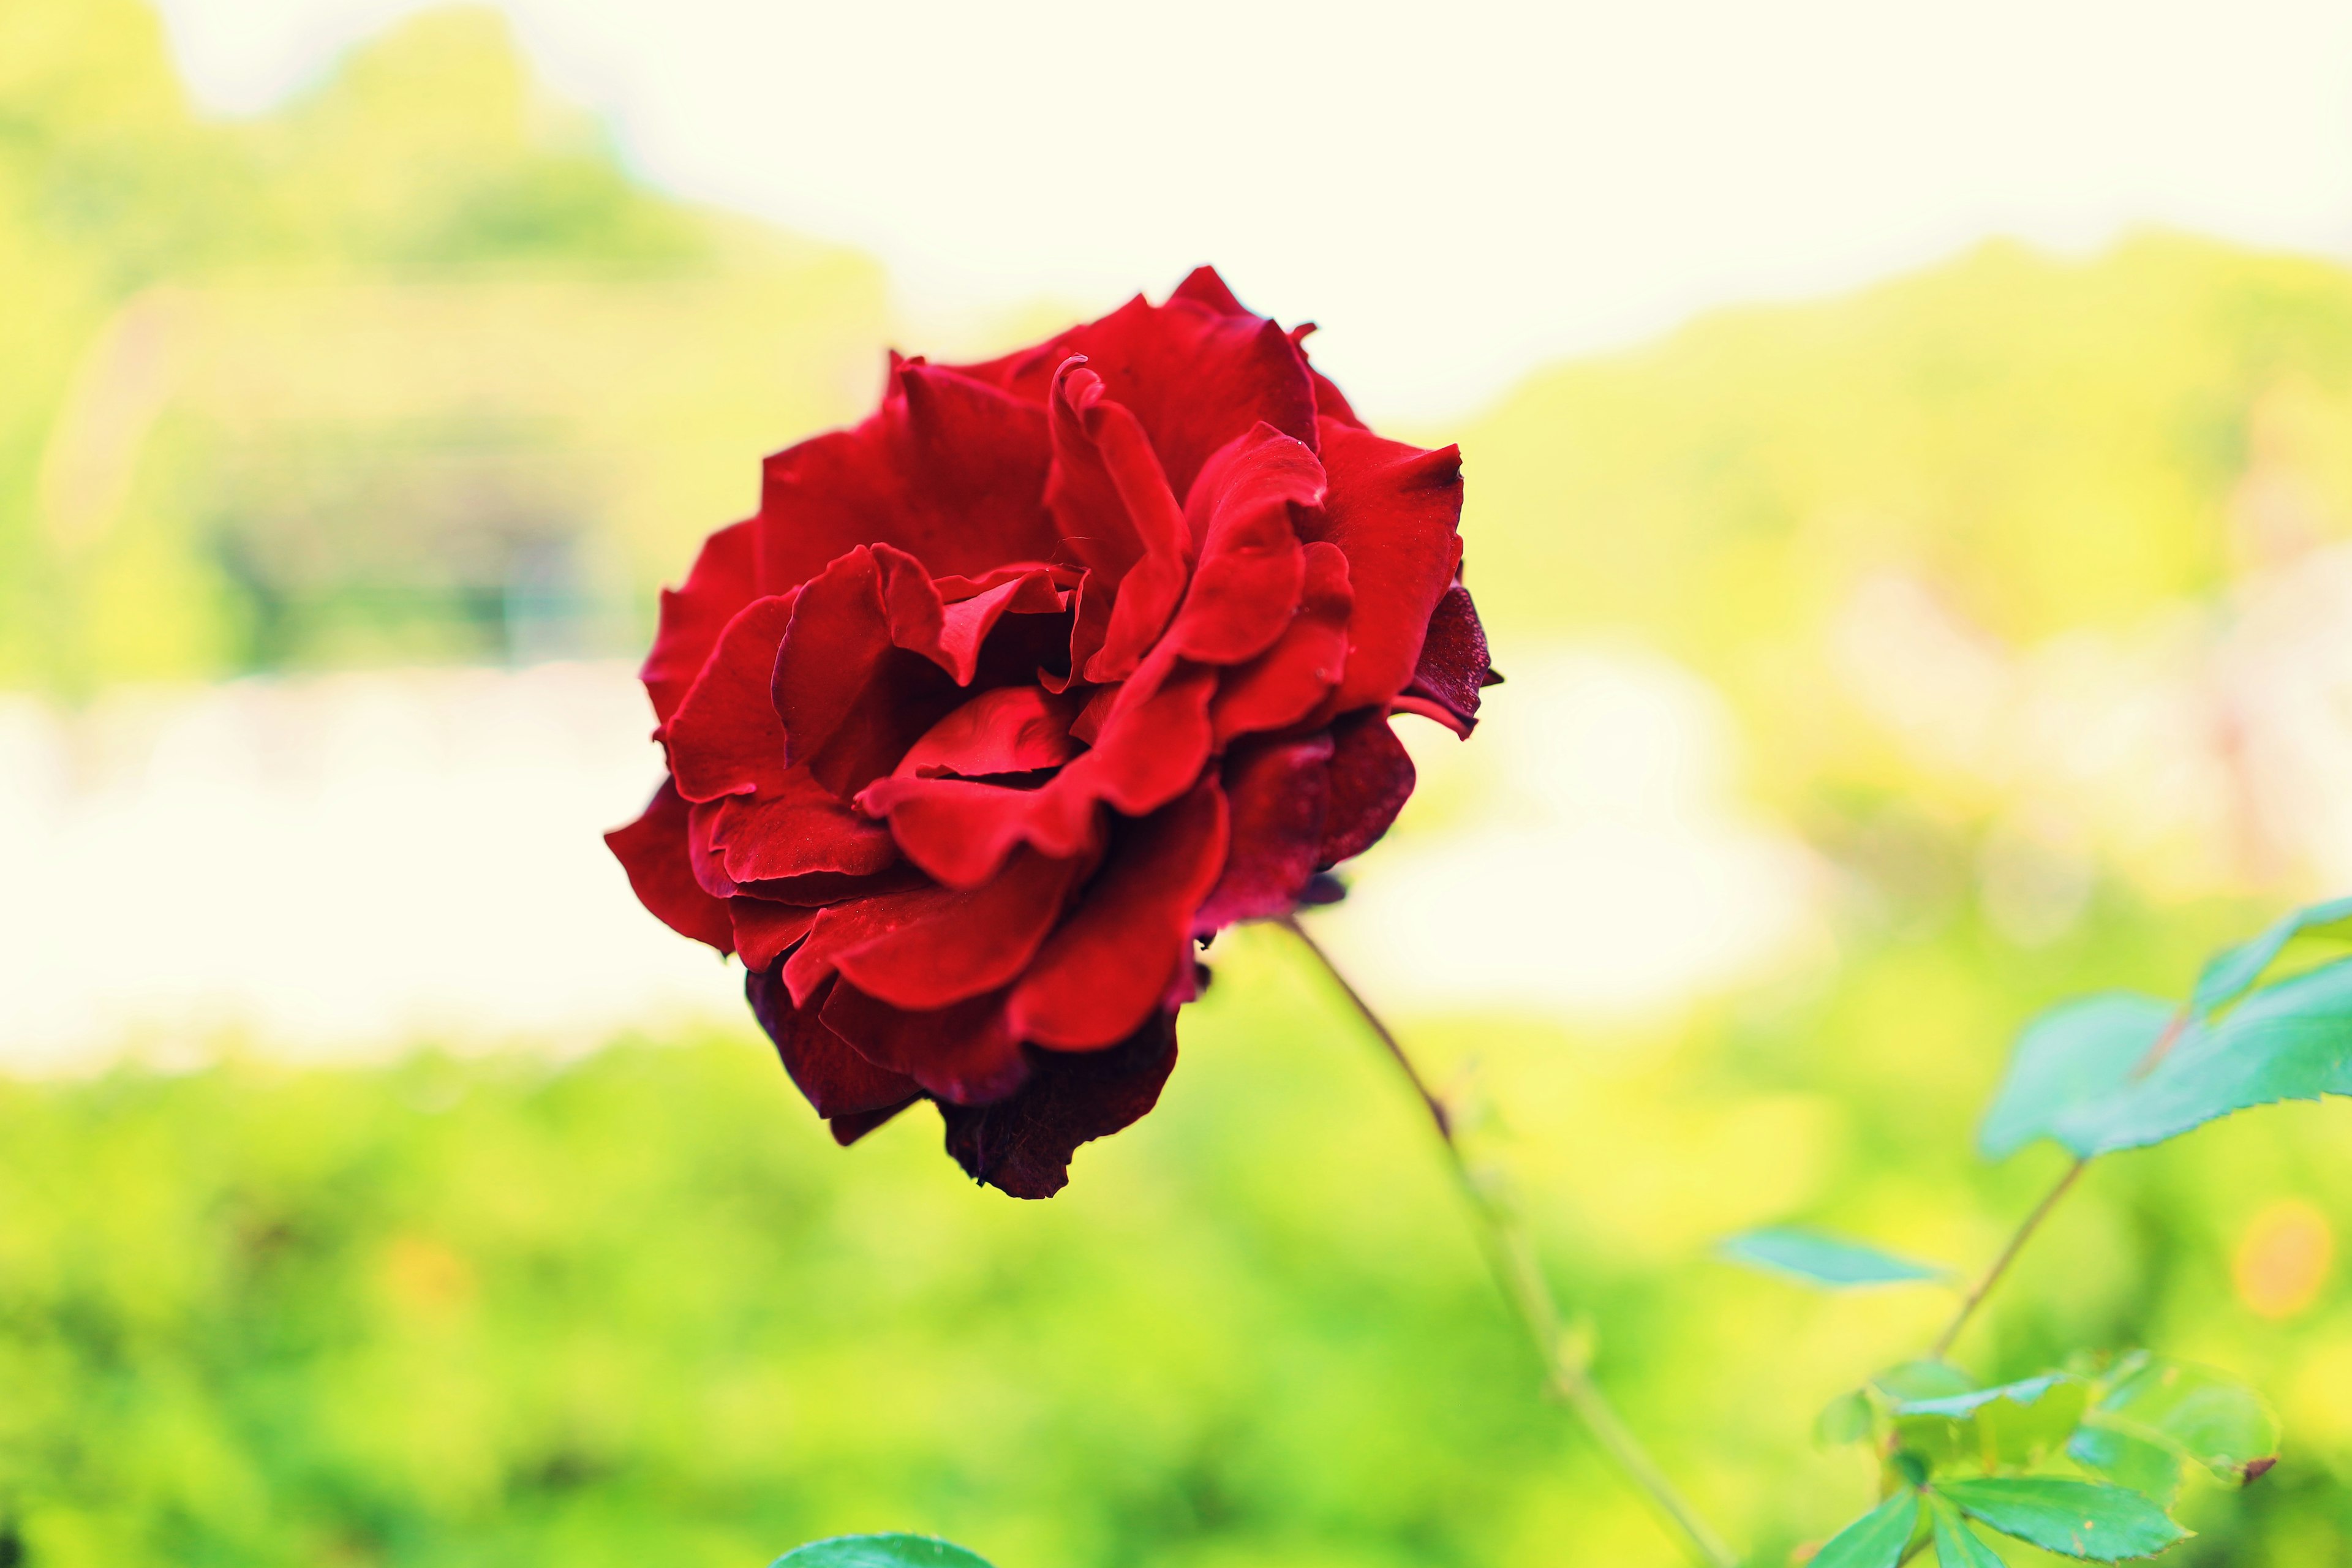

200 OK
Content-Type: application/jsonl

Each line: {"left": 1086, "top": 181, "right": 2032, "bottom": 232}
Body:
{"left": 1279, "top": 916, "right": 1740, "bottom": 1568}
{"left": 1928, "top": 1158, "right": 2089, "bottom": 1362}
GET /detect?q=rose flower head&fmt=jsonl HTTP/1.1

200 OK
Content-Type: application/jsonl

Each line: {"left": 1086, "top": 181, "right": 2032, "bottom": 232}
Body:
{"left": 608, "top": 268, "right": 1495, "bottom": 1197}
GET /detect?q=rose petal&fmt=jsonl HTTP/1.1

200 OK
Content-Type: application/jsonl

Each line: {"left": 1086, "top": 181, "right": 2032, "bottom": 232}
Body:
{"left": 1398, "top": 580, "right": 1496, "bottom": 736}
{"left": 938, "top": 1012, "right": 1179, "bottom": 1198}
{"left": 605, "top": 780, "right": 734, "bottom": 954}
{"left": 787, "top": 848, "right": 1080, "bottom": 1011}
{"left": 1047, "top": 363, "right": 1194, "bottom": 682}
{"left": 1162, "top": 424, "right": 1317, "bottom": 665}
{"left": 706, "top": 768, "right": 899, "bottom": 884}
{"left": 1319, "top": 709, "right": 1416, "bottom": 867}
{"left": 773, "top": 547, "right": 890, "bottom": 768}
{"left": 1306, "top": 419, "right": 1465, "bottom": 712}
{"left": 755, "top": 361, "right": 1057, "bottom": 589}
{"left": 821, "top": 981, "right": 1030, "bottom": 1106}
{"left": 730, "top": 899, "right": 819, "bottom": 972}
{"left": 641, "top": 518, "right": 758, "bottom": 727}
{"left": 747, "top": 967, "right": 922, "bottom": 1119}
{"left": 1194, "top": 733, "right": 1333, "bottom": 933}
{"left": 1210, "top": 540, "right": 1353, "bottom": 741}
{"left": 1009, "top": 781, "right": 1229, "bottom": 1049}
{"left": 895, "top": 686, "right": 1083, "bottom": 780}
{"left": 663, "top": 593, "right": 797, "bottom": 801}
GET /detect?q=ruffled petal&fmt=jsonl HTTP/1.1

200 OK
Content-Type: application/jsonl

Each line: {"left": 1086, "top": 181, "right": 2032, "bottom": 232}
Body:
{"left": 704, "top": 767, "right": 899, "bottom": 885}
{"left": 1162, "top": 424, "right": 1318, "bottom": 665}
{"left": 952, "top": 290, "right": 1319, "bottom": 505}
{"left": 1009, "top": 782, "right": 1229, "bottom": 1049}
{"left": 1319, "top": 709, "right": 1417, "bottom": 867}
{"left": 730, "top": 899, "right": 819, "bottom": 971}
{"left": 605, "top": 780, "right": 734, "bottom": 954}
{"left": 772, "top": 547, "right": 890, "bottom": 767}
{"left": 755, "top": 361, "right": 1057, "bottom": 590}
{"left": 663, "top": 593, "right": 797, "bottom": 802}
{"left": 785, "top": 848, "right": 1081, "bottom": 1011}
{"left": 747, "top": 967, "right": 921, "bottom": 1119}
{"left": 641, "top": 518, "right": 758, "bottom": 727}
{"left": 1210, "top": 540, "right": 1353, "bottom": 741}
{"left": 1306, "top": 418, "right": 1466, "bottom": 712}
{"left": 938, "top": 1012, "right": 1179, "bottom": 1198}
{"left": 1195, "top": 733, "right": 1333, "bottom": 932}
{"left": 1046, "top": 362, "right": 1194, "bottom": 682}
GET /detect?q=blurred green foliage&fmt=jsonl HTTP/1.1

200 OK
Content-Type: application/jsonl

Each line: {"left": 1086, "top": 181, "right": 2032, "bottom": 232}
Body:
{"left": 6, "top": 923, "right": 2352, "bottom": 1567}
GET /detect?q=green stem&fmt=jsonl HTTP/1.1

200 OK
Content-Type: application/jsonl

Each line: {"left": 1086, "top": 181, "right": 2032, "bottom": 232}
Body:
{"left": 1280, "top": 916, "right": 1740, "bottom": 1568}
{"left": 1928, "top": 1158, "right": 2089, "bottom": 1362}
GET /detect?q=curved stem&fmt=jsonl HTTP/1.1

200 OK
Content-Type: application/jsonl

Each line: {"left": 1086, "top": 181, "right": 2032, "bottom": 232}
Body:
{"left": 1928, "top": 1158, "right": 2089, "bottom": 1362}
{"left": 1280, "top": 916, "right": 1740, "bottom": 1568}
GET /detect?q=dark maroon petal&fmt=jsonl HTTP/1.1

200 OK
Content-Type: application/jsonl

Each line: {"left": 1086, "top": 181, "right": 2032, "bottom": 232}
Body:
{"left": 1195, "top": 732, "right": 1334, "bottom": 933}
{"left": 1319, "top": 709, "right": 1416, "bottom": 867}
{"left": 821, "top": 981, "right": 1028, "bottom": 1106}
{"left": 663, "top": 594, "right": 797, "bottom": 802}
{"left": 606, "top": 780, "right": 735, "bottom": 954}
{"left": 1008, "top": 782, "right": 1229, "bottom": 1049}
{"left": 1162, "top": 424, "right": 1318, "bottom": 665}
{"left": 1305, "top": 418, "right": 1465, "bottom": 712}
{"left": 641, "top": 518, "right": 758, "bottom": 728}
{"left": 1210, "top": 540, "right": 1352, "bottom": 741}
{"left": 938, "top": 1011, "right": 1179, "bottom": 1199}
{"left": 747, "top": 967, "right": 922, "bottom": 1118}
{"left": 828, "top": 1102, "right": 915, "bottom": 1147}
{"left": 754, "top": 361, "right": 1057, "bottom": 590}
{"left": 1397, "top": 581, "right": 1496, "bottom": 736}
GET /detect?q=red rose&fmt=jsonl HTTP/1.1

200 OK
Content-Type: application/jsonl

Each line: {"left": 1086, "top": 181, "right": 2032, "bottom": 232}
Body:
{"left": 608, "top": 268, "right": 1494, "bottom": 1197}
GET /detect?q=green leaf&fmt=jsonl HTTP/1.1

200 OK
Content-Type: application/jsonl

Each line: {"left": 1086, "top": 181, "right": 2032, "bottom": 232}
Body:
{"left": 1927, "top": 1494, "right": 2010, "bottom": 1567}
{"left": 1894, "top": 1373, "right": 2091, "bottom": 1471}
{"left": 1939, "top": 1477, "right": 2188, "bottom": 1560}
{"left": 2091, "top": 1358, "right": 2280, "bottom": 1486}
{"left": 1810, "top": 1490, "right": 1923, "bottom": 1568}
{"left": 1872, "top": 1361, "right": 1979, "bottom": 1401}
{"left": 2064, "top": 957, "right": 2352, "bottom": 1154}
{"left": 1719, "top": 1227, "right": 1950, "bottom": 1287}
{"left": 1978, "top": 995, "right": 2174, "bottom": 1159}
{"left": 2068, "top": 1424, "right": 2187, "bottom": 1507}
{"left": 2190, "top": 894, "right": 2352, "bottom": 1019}
{"left": 773, "top": 1536, "right": 996, "bottom": 1568}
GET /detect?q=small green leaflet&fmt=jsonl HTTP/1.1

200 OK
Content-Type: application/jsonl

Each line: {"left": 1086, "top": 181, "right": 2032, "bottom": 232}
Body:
{"left": 1938, "top": 1477, "right": 2187, "bottom": 1561}
{"left": 2189, "top": 894, "right": 2352, "bottom": 1019}
{"left": 2073, "top": 1356, "right": 2280, "bottom": 1491}
{"left": 772, "top": 1536, "right": 995, "bottom": 1568}
{"left": 1926, "top": 1494, "right": 2007, "bottom": 1567}
{"left": 1810, "top": 1490, "right": 1922, "bottom": 1568}
{"left": 1719, "top": 1227, "right": 1949, "bottom": 1287}
{"left": 1979, "top": 957, "right": 2352, "bottom": 1159}
{"left": 1893, "top": 1372, "right": 2090, "bottom": 1471}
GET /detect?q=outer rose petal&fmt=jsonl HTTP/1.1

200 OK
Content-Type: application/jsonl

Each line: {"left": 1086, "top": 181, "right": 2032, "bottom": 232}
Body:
{"left": 1306, "top": 418, "right": 1466, "bottom": 713}
{"left": 951, "top": 291, "right": 1319, "bottom": 504}
{"left": 1009, "top": 782, "right": 1229, "bottom": 1049}
{"left": 1395, "top": 580, "right": 1498, "bottom": 736}
{"left": 641, "top": 518, "right": 757, "bottom": 727}
{"left": 730, "top": 899, "right": 818, "bottom": 971}
{"left": 747, "top": 967, "right": 921, "bottom": 1120}
{"left": 1319, "top": 709, "right": 1417, "bottom": 867}
{"left": 704, "top": 769, "right": 898, "bottom": 884}
{"left": 606, "top": 780, "right": 734, "bottom": 953}
{"left": 938, "top": 1013, "right": 1179, "bottom": 1199}
{"left": 663, "top": 594, "right": 797, "bottom": 801}
{"left": 755, "top": 361, "right": 1057, "bottom": 590}
{"left": 1194, "top": 733, "right": 1333, "bottom": 932}
{"left": 821, "top": 981, "right": 1028, "bottom": 1106}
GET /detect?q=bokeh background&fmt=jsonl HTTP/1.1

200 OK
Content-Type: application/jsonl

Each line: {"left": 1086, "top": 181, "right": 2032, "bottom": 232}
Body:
{"left": 7, "top": 1, "right": 2352, "bottom": 1562}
